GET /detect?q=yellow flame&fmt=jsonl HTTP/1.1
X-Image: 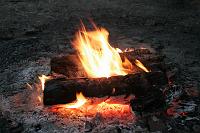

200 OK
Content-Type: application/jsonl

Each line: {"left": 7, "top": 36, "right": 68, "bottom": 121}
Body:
{"left": 64, "top": 92, "right": 87, "bottom": 109}
{"left": 38, "top": 75, "right": 51, "bottom": 91}
{"left": 72, "top": 23, "right": 133, "bottom": 78}
{"left": 116, "top": 48, "right": 123, "bottom": 53}
{"left": 135, "top": 59, "right": 150, "bottom": 72}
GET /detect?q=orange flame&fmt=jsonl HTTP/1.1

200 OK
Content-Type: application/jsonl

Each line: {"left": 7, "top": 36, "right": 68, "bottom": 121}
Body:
{"left": 135, "top": 59, "right": 150, "bottom": 72}
{"left": 72, "top": 23, "right": 133, "bottom": 78}
{"left": 122, "top": 57, "right": 134, "bottom": 72}
{"left": 38, "top": 75, "right": 51, "bottom": 91}
{"left": 64, "top": 92, "right": 87, "bottom": 109}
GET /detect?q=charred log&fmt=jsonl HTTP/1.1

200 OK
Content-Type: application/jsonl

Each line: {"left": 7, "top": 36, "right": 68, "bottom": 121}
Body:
{"left": 50, "top": 50, "right": 166, "bottom": 77}
{"left": 43, "top": 71, "right": 168, "bottom": 105}
{"left": 130, "top": 89, "right": 165, "bottom": 113}
{"left": 50, "top": 54, "right": 86, "bottom": 77}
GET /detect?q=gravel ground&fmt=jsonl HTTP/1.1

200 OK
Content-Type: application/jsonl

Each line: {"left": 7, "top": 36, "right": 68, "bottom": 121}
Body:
{"left": 0, "top": 0, "right": 200, "bottom": 132}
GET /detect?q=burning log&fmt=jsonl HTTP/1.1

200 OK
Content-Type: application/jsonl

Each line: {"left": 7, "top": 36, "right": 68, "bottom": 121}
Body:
{"left": 50, "top": 54, "right": 86, "bottom": 77}
{"left": 46, "top": 23, "right": 167, "bottom": 107}
{"left": 43, "top": 71, "right": 167, "bottom": 105}
{"left": 50, "top": 50, "right": 165, "bottom": 77}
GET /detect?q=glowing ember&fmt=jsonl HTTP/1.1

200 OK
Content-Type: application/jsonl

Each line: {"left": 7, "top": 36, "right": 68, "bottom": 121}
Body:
{"left": 50, "top": 97, "right": 132, "bottom": 118}
{"left": 97, "top": 102, "right": 130, "bottom": 113}
{"left": 38, "top": 75, "right": 51, "bottom": 91}
{"left": 64, "top": 92, "right": 87, "bottom": 109}
{"left": 72, "top": 22, "right": 133, "bottom": 78}
{"left": 135, "top": 59, "right": 150, "bottom": 72}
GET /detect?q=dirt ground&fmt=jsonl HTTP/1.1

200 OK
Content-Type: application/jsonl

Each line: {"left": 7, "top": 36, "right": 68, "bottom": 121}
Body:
{"left": 0, "top": 0, "right": 200, "bottom": 132}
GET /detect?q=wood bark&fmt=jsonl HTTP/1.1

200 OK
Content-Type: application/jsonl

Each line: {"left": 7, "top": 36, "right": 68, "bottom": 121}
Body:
{"left": 43, "top": 71, "right": 167, "bottom": 105}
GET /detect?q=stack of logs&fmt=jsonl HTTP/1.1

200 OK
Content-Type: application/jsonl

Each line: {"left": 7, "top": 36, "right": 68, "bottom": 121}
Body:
{"left": 44, "top": 48, "right": 168, "bottom": 112}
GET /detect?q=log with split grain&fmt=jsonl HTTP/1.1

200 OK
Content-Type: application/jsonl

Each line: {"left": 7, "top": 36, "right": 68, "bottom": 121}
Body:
{"left": 43, "top": 71, "right": 167, "bottom": 105}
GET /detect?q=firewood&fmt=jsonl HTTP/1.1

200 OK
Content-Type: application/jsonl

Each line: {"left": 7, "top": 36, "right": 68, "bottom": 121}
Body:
{"left": 50, "top": 50, "right": 165, "bottom": 77}
{"left": 130, "top": 89, "right": 165, "bottom": 113}
{"left": 50, "top": 54, "right": 86, "bottom": 77}
{"left": 43, "top": 71, "right": 167, "bottom": 105}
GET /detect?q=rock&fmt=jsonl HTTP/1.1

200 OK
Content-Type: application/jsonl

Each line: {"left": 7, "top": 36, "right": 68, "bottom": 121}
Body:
{"left": 34, "top": 124, "right": 42, "bottom": 132}
{"left": 145, "top": 19, "right": 156, "bottom": 26}
{"left": 147, "top": 116, "right": 167, "bottom": 132}
{"left": 24, "top": 28, "right": 39, "bottom": 36}
{"left": 66, "top": 127, "right": 79, "bottom": 133}
{"left": 193, "top": 124, "right": 200, "bottom": 133}
{"left": 100, "top": 126, "right": 120, "bottom": 133}
{"left": 91, "top": 113, "right": 104, "bottom": 126}
{"left": 84, "top": 121, "right": 93, "bottom": 132}
{"left": 185, "top": 87, "right": 199, "bottom": 97}
{"left": 10, "top": 123, "right": 24, "bottom": 133}
{"left": 0, "top": 116, "right": 23, "bottom": 133}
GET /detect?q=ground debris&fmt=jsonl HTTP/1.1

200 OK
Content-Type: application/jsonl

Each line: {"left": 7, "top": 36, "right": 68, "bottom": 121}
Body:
{"left": 164, "top": 84, "right": 200, "bottom": 131}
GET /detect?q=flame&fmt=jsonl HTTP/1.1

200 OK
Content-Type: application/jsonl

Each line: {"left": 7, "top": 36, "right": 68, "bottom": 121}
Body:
{"left": 64, "top": 92, "right": 87, "bottom": 109}
{"left": 26, "top": 83, "right": 33, "bottom": 90}
{"left": 124, "top": 48, "right": 134, "bottom": 52}
{"left": 116, "top": 48, "right": 123, "bottom": 53}
{"left": 72, "top": 23, "right": 133, "bottom": 78}
{"left": 134, "top": 59, "right": 150, "bottom": 72}
{"left": 38, "top": 75, "right": 51, "bottom": 91}
{"left": 116, "top": 48, "right": 135, "bottom": 53}
{"left": 122, "top": 57, "right": 134, "bottom": 72}
{"left": 37, "top": 96, "right": 42, "bottom": 103}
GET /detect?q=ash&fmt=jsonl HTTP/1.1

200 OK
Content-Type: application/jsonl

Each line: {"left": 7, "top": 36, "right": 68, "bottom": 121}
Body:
{"left": 0, "top": 0, "right": 200, "bottom": 132}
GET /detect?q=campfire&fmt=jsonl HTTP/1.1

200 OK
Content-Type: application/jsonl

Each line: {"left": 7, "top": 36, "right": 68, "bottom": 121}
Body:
{"left": 1, "top": 20, "right": 199, "bottom": 132}
{"left": 36, "top": 21, "right": 168, "bottom": 118}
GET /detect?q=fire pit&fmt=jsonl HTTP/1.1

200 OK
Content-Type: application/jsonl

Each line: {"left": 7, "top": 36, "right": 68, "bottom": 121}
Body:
{"left": 38, "top": 22, "right": 166, "bottom": 114}
{"left": 36, "top": 22, "right": 199, "bottom": 132}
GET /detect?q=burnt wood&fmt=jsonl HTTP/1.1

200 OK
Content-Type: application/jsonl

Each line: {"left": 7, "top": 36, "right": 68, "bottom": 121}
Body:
{"left": 50, "top": 54, "right": 85, "bottom": 77}
{"left": 130, "top": 89, "right": 165, "bottom": 113}
{"left": 43, "top": 71, "right": 168, "bottom": 105}
{"left": 50, "top": 49, "right": 165, "bottom": 77}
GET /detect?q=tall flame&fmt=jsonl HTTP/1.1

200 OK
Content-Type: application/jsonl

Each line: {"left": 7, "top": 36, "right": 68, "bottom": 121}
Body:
{"left": 135, "top": 59, "right": 150, "bottom": 72}
{"left": 72, "top": 23, "right": 132, "bottom": 78}
{"left": 64, "top": 92, "right": 87, "bottom": 109}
